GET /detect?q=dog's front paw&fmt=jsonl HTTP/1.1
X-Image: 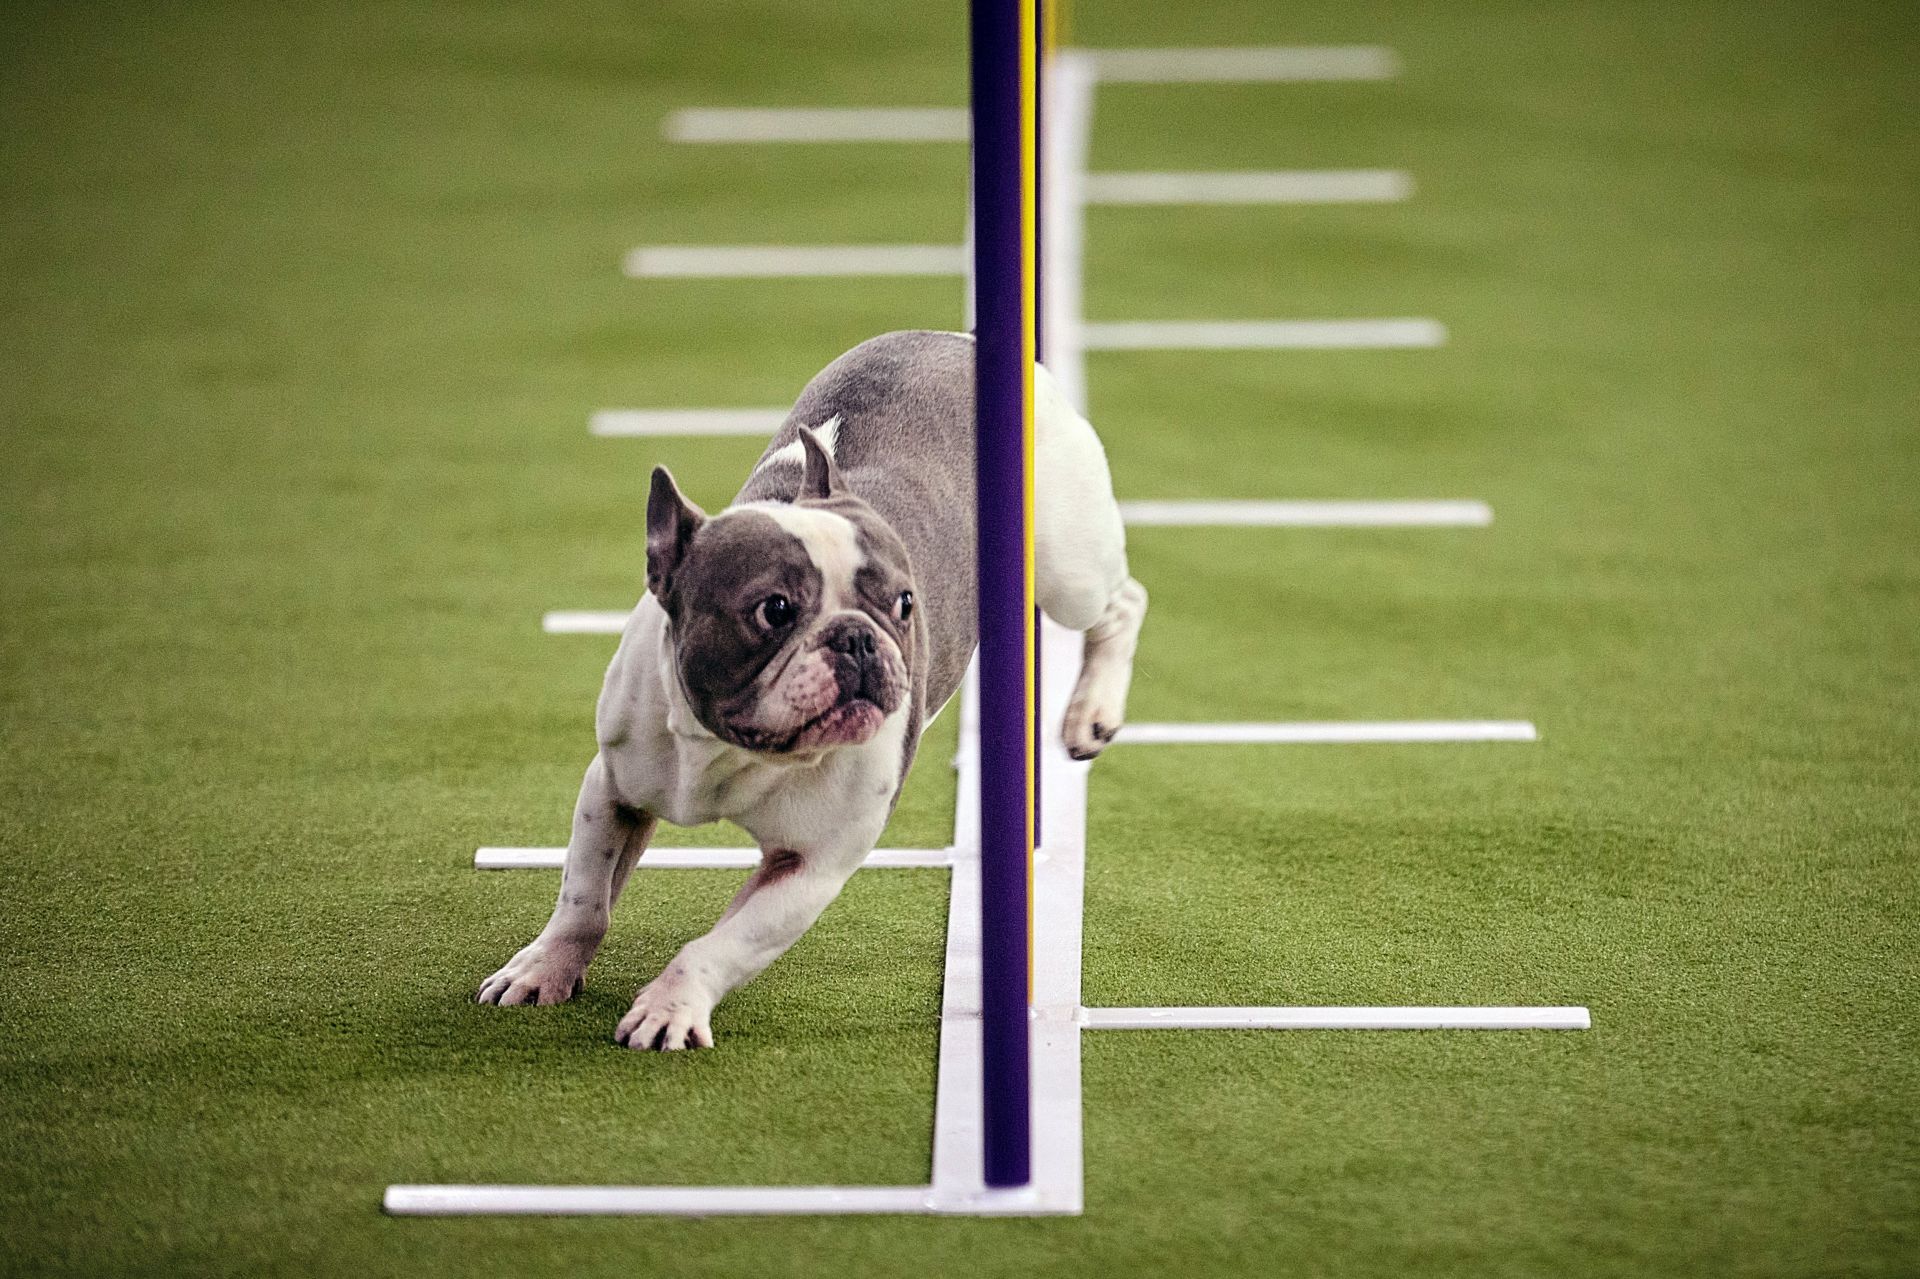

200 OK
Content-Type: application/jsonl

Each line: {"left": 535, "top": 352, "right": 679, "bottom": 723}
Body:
{"left": 615, "top": 970, "right": 716, "bottom": 1051}
{"left": 476, "top": 938, "right": 593, "bottom": 1007}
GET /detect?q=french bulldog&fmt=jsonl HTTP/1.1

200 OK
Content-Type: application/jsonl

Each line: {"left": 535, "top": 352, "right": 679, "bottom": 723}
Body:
{"left": 476, "top": 330, "right": 1147, "bottom": 1050}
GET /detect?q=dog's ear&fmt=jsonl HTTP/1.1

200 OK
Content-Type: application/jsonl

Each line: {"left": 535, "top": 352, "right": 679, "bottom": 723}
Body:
{"left": 646, "top": 466, "right": 706, "bottom": 603}
{"left": 796, "top": 425, "right": 842, "bottom": 501}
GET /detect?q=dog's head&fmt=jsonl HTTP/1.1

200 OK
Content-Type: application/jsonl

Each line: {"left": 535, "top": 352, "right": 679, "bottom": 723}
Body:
{"left": 645, "top": 428, "right": 917, "bottom": 754}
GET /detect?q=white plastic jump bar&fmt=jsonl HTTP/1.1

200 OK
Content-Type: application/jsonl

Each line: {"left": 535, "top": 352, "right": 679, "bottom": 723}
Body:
{"left": 1117, "top": 721, "right": 1538, "bottom": 745}
{"left": 384, "top": 1184, "right": 935, "bottom": 1217}
{"left": 664, "top": 107, "right": 969, "bottom": 143}
{"left": 542, "top": 611, "right": 628, "bottom": 634}
{"left": 1085, "top": 46, "right": 1400, "bottom": 83}
{"left": 1084, "top": 1006, "right": 1591, "bottom": 1031}
{"left": 589, "top": 408, "right": 787, "bottom": 437}
{"left": 1085, "top": 169, "right": 1411, "bottom": 205}
{"left": 382, "top": 1182, "right": 1068, "bottom": 1218}
{"left": 1082, "top": 318, "right": 1445, "bottom": 350}
{"left": 625, "top": 244, "right": 966, "bottom": 278}
{"left": 1118, "top": 499, "right": 1490, "bottom": 527}
{"left": 474, "top": 846, "right": 954, "bottom": 871}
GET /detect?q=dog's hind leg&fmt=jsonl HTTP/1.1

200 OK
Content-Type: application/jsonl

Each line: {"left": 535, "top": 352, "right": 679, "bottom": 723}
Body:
{"left": 1033, "top": 364, "right": 1149, "bottom": 760}
{"left": 476, "top": 754, "right": 656, "bottom": 1006}
{"left": 1059, "top": 575, "right": 1148, "bottom": 760}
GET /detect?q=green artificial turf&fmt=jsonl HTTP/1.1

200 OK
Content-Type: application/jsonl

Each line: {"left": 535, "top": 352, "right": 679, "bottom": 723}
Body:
{"left": 2, "top": 0, "right": 1916, "bottom": 1275}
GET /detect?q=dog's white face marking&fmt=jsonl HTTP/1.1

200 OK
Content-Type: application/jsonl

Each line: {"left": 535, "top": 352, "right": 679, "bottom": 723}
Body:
{"left": 671, "top": 494, "right": 906, "bottom": 756}
{"left": 752, "top": 414, "right": 841, "bottom": 479}
{"left": 739, "top": 500, "right": 864, "bottom": 609}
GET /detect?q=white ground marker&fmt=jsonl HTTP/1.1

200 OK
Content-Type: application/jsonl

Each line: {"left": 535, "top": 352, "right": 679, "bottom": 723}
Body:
{"left": 1084, "top": 1006, "right": 1591, "bottom": 1031}
{"left": 624, "top": 244, "right": 966, "bottom": 279}
{"left": 541, "top": 611, "right": 628, "bottom": 635}
{"left": 1119, "top": 499, "right": 1490, "bottom": 527}
{"left": 1087, "top": 45, "right": 1400, "bottom": 83}
{"left": 589, "top": 408, "right": 785, "bottom": 437}
{"left": 1085, "top": 169, "right": 1412, "bottom": 205}
{"left": 1118, "top": 721, "right": 1539, "bottom": 745}
{"left": 664, "top": 107, "right": 969, "bottom": 143}
{"left": 1083, "top": 318, "right": 1446, "bottom": 351}
{"left": 384, "top": 1184, "right": 937, "bottom": 1216}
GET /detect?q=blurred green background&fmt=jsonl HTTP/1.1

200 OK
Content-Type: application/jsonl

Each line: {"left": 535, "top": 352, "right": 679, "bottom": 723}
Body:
{"left": 2, "top": 1, "right": 1915, "bottom": 1274}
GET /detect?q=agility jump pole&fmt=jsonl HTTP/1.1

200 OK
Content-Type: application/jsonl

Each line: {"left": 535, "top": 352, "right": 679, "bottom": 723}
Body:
{"left": 971, "top": 0, "right": 1040, "bottom": 1190}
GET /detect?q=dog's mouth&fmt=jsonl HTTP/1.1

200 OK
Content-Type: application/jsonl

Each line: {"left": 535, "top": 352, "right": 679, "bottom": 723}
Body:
{"left": 790, "top": 697, "right": 887, "bottom": 750}
{"left": 724, "top": 696, "right": 888, "bottom": 755}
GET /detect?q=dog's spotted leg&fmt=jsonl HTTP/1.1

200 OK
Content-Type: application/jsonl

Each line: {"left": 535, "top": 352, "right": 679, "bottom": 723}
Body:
{"left": 477, "top": 754, "right": 655, "bottom": 1007}
{"left": 615, "top": 845, "right": 860, "bottom": 1051}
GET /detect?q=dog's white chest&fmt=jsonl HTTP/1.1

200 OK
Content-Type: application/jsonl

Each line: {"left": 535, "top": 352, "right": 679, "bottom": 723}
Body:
{"left": 644, "top": 738, "right": 786, "bottom": 829}
{"left": 595, "top": 598, "right": 907, "bottom": 850}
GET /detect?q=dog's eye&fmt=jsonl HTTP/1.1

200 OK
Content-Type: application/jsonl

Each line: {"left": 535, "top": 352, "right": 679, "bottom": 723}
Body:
{"left": 895, "top": 590, "right": 914, "bottom": 622}
{"left": 754, "top": 594, "right": 795, "bottom": 630}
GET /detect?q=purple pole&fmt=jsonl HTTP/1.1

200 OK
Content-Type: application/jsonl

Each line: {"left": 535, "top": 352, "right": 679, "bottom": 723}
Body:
{"left": 970, "top": 0, "right": 1033, "bottom": 1189}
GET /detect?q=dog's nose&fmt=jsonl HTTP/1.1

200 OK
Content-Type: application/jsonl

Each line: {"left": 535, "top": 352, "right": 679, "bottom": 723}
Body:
{"left": 830, "top": 626, "right": 878, "bottom": 659}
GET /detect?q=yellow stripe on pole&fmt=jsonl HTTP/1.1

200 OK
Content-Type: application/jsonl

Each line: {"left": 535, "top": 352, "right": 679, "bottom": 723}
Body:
{"left": 1021, "top": 0, "right": 1039, "bottom": 990}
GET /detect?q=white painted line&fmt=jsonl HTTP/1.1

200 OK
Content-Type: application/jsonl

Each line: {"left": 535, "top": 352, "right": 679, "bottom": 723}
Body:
{"left": 664, "top": 107, "right": 969, "bottom": 143}
{"left": 381, "top": 1181, "right": 1068, "bottom": 1218}
{"left": 474, "top": 847, "right": 953, "bottom": 871}
{"left": 1117, "top": 721, "right": 1539, "bottom": 745}
{"left": 1119, "top": 499, "right": 1491, "bottom": 527}
{"left": 1042, "top": 51, "right": 1096, "bottom": 414}
{"left": 1084, "top": 45, "right": 1400, "bottom": 83}
{"left": 625, "top": 244, "right": 966, "bottom": 279}
{"left": 1082, "top": 318, "right": 1445, "bottom": 350}
{"left": 1083, "top": 1006, "right": 1592, "bottom": 1031}
{"left": 589, "top": 408, "right": 785, "bottom": 437}
{"left": 1085, "top": 169, "right": 1412, "bottom": 205}
{"left": 541, "top": 611, "right": 627, "bottom": 635}
{"left": 384, "top": 1184, "right": 935, "bottom": 1216}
